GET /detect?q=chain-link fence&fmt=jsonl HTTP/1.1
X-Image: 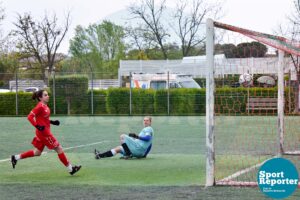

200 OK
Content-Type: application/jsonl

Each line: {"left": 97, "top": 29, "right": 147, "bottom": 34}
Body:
{"left": 0, "top": 71, "right": 206, "bottom": 116}
{"left": 0, "top": 69, "right": 298, "bottom": 116}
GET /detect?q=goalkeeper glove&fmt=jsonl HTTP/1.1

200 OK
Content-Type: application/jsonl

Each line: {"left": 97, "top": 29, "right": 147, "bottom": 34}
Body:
{"left": 35, "top": 125, "right": 45, "bottom": 131}
{"left": 50, "top": 120, "right": 60, "bottom": 126}
{"left": 129, "top": 133, "right": 139, "bottom": 139}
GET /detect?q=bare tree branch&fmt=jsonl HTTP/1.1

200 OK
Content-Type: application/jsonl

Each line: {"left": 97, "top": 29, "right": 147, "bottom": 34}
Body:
{"left": 173, "top": 0, "right": 223, "bottom": 56}
{"left": 128, "top": 0, "right": 169, "bottom": 59}
{"left": 12, "top": 12, "right": 70, "bottom": 80}
{"left": 125, "top": 25, "right": 156, "bottom": 55}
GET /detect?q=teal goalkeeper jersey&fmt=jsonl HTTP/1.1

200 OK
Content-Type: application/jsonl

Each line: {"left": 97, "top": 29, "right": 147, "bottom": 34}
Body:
{"left": 137, "top": 126, "right": 154, "bottom": 149}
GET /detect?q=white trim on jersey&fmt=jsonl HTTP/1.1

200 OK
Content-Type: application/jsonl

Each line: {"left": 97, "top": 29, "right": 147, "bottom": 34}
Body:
{"left": 30, "top": 111, "right": 36, "bottom": 116}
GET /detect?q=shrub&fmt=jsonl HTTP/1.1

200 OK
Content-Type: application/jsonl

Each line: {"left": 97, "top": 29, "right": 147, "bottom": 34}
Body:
{"left": 49, "top": 75, "right": 89, "bottom": 114}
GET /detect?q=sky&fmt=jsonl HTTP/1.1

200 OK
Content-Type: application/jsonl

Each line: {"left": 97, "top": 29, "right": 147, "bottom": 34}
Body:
{"left": 0, "top": 0, "right": 295, "bottom": 54}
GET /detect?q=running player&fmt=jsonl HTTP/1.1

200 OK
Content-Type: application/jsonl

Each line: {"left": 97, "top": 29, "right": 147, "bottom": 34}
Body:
{"left": 11, "top": 90, "right": 81, "bottom": 175}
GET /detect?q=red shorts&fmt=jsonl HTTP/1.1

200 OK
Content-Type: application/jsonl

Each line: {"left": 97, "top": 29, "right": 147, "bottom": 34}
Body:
{"left": 31, "top": 131, "right": 60, "bottom": 151}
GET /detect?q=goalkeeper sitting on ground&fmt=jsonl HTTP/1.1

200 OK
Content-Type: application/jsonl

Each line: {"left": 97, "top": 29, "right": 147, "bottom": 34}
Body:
{"left": 94, "top": 116, "right": 153, "bottom": 159}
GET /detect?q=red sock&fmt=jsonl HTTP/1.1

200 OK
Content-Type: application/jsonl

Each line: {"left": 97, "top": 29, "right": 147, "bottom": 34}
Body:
{"left": 58, "top": 152, "right": 70, "bottom": 167}
{"left": 20, "top": 150, "right": 35, "bottom": 159}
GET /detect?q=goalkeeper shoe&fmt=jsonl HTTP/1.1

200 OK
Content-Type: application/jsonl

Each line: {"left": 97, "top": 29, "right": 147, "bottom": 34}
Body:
{"left": 11, "top": 155, "right": 17, "bottom": 169}
{"left": 94, "top": 149, "right": 101, "bottom": 159}
{"left": 70, "top": 165, "right": 81, "bottom": 175}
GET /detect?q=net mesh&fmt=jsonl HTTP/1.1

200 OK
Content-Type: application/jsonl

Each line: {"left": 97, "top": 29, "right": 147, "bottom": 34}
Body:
{"left": 212, "top": 21, "right": 300, "bottom": 186}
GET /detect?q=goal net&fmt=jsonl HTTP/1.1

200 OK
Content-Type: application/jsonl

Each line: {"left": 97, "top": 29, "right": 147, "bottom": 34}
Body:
{"left": 205, "top": 19, "right": 300, "bottom": 187}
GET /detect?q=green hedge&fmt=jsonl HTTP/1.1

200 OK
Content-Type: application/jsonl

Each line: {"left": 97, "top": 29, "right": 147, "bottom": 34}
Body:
{"left": 49, "top": 75, "right": 89, "bottom": 114}
{"left": 154, "top": 89, "right": 168, "bottom": 114}
{"left": 105, "top": 88, "right": 155, "bottom": 114}
{"left": 0, "top": 92, "right": 17, "bottom": 115}
{"left": 215, "top": 87, "right": 247, "bottom": 114}
{"left": 132, "top": 89, "right": 155, "bottom": 114}
{"left": 0, "top": 87, "right": 295, "bottom": 115}
{"left": 18, "top": 92, "right": 37, "bottom": 115}
{"left": 106, "top": 88, "right": 130, "bottom": 114}
{"left": 155, "top": 89, "right": 206, "bottom": 115}
{"left": 0, "top": 92, "right": 35, "bottom": 115}
{"left": 170, "top": 89, "right": 205, "bottom": 115}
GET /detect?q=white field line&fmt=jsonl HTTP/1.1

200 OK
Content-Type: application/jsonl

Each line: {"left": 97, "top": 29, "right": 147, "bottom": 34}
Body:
{"left": 284, "top": 151, "right": 300, "bottom": 155}
{"left": 217, "top": 156, "right": 277, "bottom": 183}
{"left": 0, "top": 140, "right": 110, "bottom": 163}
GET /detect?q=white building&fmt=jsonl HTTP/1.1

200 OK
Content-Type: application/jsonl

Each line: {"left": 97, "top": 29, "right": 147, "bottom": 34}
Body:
{"left": 119, "top": 54, "right": 295, "bottom": 86}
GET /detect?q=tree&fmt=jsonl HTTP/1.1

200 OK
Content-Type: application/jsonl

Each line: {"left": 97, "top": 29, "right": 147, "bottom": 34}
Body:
{"left": 126, "top": 43, "right": 183, "bottom": 60}
{"left": 236, "top": 42, "right": 267, "bottom": 58}
{"left": 12, "top": 12, "right": 70, "bottom": 81}
{"left": 128, "top": 0, "right": 169, "bottom": 59}
{"left": 69, "top": 25, "right": 88, "bottom": 58}
{"left": 0, "top": 3, "right": 6, "bottom": 76}
{"left": 69, "top": 21, "right": 125, "bottom": 78}
{"left": 173, "top": 0, "right": 223, "bottom": 56}
{"left": 126, "top": 49, "right": 149, "bottom": 60}
{"left": 0, "top": 3, "right": 22, "bottom": 74}
{"left": 70, "top": 21, "right": 125, "bottom": 61}
{"left": 0, "top": 4, "right": 20, "bottom": 85}
{"left": 249, "top": 42, "right": 267, "bottom": 57}
{"left": 221, "top": 42, "right": 267, "bottom": 58}
{"left": 0, "top": 2, "right": 5, "bottom": 48}
{"left": 220, "top": 43, "right": 236, "bottom": 58}
{"left": 68, "top": 25, "right": 99, "bottom": 73}
{"left": 125, "top": 25, "right": 156, "bottom": 59}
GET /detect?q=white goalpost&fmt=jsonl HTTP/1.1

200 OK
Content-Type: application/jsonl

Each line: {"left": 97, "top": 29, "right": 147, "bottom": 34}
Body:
{"left": 206, "top": 18, "right": 215, "bottom": 187}
{"left": 205, "top": 18, "right": 300, "bottom": 187}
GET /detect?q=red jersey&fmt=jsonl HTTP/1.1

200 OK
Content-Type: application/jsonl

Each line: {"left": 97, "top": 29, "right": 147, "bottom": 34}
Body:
{"left": 27, "top": 102, "right": 51, "bottom": 131}
{"left": 28, "top": 102, "right": 60, "bottom": 150}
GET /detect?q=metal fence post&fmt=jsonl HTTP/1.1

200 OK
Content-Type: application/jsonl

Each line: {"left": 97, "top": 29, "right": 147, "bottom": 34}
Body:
{"left": 288, "top": 69, "right": 291, "bottom": 113}
{"left": 53, "top": 70, "right": 56, "bottom": 115}
{"left": 129, "top": 72, "right": 132, "bottom": 115}
{"left": 15, "top": 70, "right": 18, "bottom": 116}
{"left": 91, "top": 71, "right": 94, "bottom": 115}
{"left": 167, "top": 71, "right": 170, "bottom": 115}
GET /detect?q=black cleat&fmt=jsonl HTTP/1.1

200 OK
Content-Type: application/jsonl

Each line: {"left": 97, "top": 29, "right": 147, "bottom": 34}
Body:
{"left": 70, "top": 165, "right": 81, "bottom": 175}
{"left": 94, "top": 149, "right": 101, "bottom": 159}
{"left": 94, "top": 149, "right": 100, "bottom": 155}
{"left": 11, "top": 155, "right": 17, "bottom": 169}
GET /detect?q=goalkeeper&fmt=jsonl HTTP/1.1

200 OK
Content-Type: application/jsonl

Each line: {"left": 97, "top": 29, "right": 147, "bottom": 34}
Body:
{"left": 94, "top": 116, "right": 153, "bottom": 159}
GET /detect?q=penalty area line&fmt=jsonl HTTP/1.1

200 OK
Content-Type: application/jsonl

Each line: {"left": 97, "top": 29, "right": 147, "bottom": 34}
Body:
{"left": 0, "top": 140, "right": 110, "bottom": 163}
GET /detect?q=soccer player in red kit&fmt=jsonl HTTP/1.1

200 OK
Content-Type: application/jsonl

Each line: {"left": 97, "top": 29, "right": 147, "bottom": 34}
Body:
{"left": 11, "top": 90, "right": 81, "bottom": 175}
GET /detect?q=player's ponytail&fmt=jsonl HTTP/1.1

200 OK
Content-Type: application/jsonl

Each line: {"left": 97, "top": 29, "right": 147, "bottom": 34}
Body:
{"left": 32, "top": 90, "right": 44, "bottom": 101}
